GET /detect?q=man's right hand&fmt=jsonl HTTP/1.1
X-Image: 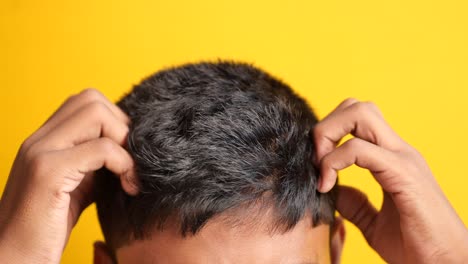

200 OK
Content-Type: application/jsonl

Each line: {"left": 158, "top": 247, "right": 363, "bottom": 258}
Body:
{"left": 315, "top": 98, "right": 468, "bottom": 263}
{"left": 0, "top": 89, "right": 138, "bottom": 264}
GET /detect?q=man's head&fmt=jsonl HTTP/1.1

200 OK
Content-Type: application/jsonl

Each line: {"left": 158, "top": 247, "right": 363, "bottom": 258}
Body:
{"left": 94, "top": 61, "right": 344, "bottom": 264}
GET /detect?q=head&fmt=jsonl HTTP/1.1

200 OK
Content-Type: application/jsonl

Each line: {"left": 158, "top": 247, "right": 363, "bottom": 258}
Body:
{"left": 94, "top": 61, "right": 345, "bottom": 264}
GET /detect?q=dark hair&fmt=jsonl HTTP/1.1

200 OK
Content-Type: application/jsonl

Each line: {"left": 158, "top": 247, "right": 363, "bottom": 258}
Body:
{"left": 95, "top": 61, "right": 336, "bottom": 250}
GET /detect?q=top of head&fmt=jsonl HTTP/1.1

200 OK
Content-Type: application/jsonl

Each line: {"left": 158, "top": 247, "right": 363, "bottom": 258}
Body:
{"left": 95, "top": 61, "right": 336, "bottom": 250}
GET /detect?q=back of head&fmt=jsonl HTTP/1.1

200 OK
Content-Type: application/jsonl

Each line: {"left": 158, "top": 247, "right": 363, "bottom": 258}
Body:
{"left": 96, "top": 61, "right": 336, "bottom": 251}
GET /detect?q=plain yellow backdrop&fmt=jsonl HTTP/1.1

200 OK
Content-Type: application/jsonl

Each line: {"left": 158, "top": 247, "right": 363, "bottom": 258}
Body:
{"left": 1, "top": 0, "right": 467, "bottom": 263}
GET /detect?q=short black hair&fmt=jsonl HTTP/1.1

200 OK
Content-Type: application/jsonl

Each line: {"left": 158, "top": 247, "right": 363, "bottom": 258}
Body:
{"left": 96, "top": 61, "right": 336, "bottom": 250}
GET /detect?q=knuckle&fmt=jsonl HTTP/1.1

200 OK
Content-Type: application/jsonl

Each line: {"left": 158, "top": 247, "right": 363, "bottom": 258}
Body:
{"left": 84, "top": 101, "right": 111, "bottom": 118}
{"left": 362, "top": 101, "right": 381, "bottom": 114}
{"left": 22, "top": 141, "right": 42, "bottom": 164}
{"left": 345, "top": 138, "right": 362, "bottom": 150}
{"left": 28, "top": 152, "right": 52, "bottom": 177}
{"left": 351, "top": 102, "right": 367, "bottom": 113}
{"left": 79, "top": 88, "right": 104, "bottom": 102}
{"left": 351, "top": 101, "right": 378, "bottom": 114}
{"left": 19, "top": 136, "right": 35, "bottom": 154}
{"left": 343, "top": 97, "right": 359, "bottom": 105}
{"left": 313, "top": 124, "right": 325, "bottom": 139}
{"left": 97, "top": 137, "right": 117, "bottom": 153}
{"left": 321, "top": 155, "right": 333, "bottom": 169}
{"left": 63, "top": 94, "right": 77, "bottom": 105}
{"left": 363, "top": 101, "right": 377, "bottom": 108}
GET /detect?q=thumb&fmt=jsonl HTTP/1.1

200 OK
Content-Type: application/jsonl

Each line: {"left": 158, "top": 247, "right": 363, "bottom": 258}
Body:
{"left": 336, "top": 185, "right": 378, "bottom": 240}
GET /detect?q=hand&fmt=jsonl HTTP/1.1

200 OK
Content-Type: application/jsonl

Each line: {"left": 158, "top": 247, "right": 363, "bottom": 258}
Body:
{"left": 0, "top": 89, "right": 138, "bottom": 264}
{"left": 314, "top": 99, "right": 468, "bottom": 263}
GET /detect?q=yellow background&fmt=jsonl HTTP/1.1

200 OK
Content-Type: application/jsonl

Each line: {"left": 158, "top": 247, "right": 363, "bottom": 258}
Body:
{"left": 1, "top": 1, "right": 467, "bottom": 263}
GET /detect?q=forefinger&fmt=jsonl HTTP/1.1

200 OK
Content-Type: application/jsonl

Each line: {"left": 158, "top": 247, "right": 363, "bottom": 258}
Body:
{"left": 314, "top": 100, "right": 406, "bottom": 163}
{"left": 26, "top": 89, "right": 129, "bottom": 148}
{"left": 32, "top": 101, "right": 129, "bottom": 151}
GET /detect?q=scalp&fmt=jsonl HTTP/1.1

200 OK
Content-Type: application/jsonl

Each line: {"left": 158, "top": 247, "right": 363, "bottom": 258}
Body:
{"left": 96, "top": 61, "right": 336, "bottom": 250}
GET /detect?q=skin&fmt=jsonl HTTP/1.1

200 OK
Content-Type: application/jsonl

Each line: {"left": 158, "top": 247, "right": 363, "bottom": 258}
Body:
{"left": 315, "top": 99, "right": 468, "bottom": 263}
{"left": 98, "top": 216, "right": 343, "bottom": 264}
{"left": 0, "top": 89, "right": 466, "bottom": 263}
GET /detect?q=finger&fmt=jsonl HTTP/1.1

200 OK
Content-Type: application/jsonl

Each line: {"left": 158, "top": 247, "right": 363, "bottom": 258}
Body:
{"left": 314, "top": 101, "right": 406, "bottom": 163}
{"left": 54, "top": 137, "right": 138, "bottom": 195}
{"left": 336, "top": 185, "right": 378, "bottom": 241}
{"left": 319, "top": 138, "right": 402, "bottom": 193}
{"left": 69, "top": 172, "right": 95, "bottom": 223}
{"left": 26, "top": 89, "right": 129, "bottom": 148}
{"left": 330, "top": 98, "right": 360, "bottom": 113}
{"left": 44, "top": 89, "right": 130, "bottom": 128}
{"left": 312, "top": 98, "right": 359, "bottom": 165}
{"left": 33, "top": 101, "right": 129, "bottom": 151}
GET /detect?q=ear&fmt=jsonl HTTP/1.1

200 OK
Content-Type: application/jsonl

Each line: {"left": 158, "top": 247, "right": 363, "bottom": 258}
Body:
{"left": 330, "top": 217, "right": 346, "bottom": 264}
{"left": 93, "top": 241, "right": 115, "bottom": 264}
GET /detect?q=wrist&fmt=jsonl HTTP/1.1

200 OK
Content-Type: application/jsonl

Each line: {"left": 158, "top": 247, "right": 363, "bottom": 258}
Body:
{"left": 0, "top": 189, "right": 64, "bottom": 264}
{"left": 0, "top": 231, "right": 56, "bottom": 264}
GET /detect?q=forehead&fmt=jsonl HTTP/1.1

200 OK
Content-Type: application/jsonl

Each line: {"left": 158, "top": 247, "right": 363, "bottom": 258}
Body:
{"left": 116, "top": 217, "right": 331, "bottom": 264}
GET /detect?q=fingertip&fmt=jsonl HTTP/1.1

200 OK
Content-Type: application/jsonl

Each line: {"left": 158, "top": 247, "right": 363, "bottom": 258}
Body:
{"left": 317, "top": 175, "right": 324, "bottom": 192}
{"left": 122, "top": 112, "right": 131, "bottom": 126}
{"left": 314, "top": 144, "right": 326, "bottom": 167}
{"left": 318, "top": 182, "right": 332, "bottom": 193}
{"left": 318, "top": 168, "right": 337, "bottom": 193}
{"left": 121, "top": 167, "right": 139, "bottom": 196}
{"left": 343, "top": 97, "right": 359, "bottom": 105}
{"left": 314, "top": 138, "right": 335, "bottom": 167}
